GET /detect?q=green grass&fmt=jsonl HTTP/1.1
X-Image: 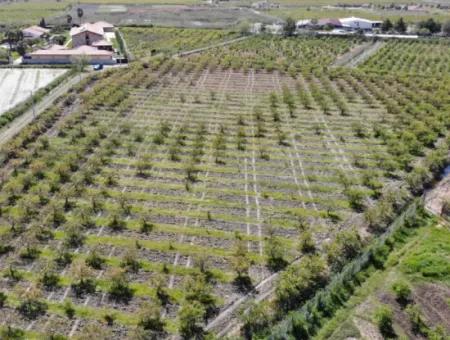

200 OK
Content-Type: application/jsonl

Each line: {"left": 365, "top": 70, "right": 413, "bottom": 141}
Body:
{"left": 401, "top": 226, "right": 450, "bottom": 282}
{"left": 0, "top": 1, "right": 70, "bottom": 25}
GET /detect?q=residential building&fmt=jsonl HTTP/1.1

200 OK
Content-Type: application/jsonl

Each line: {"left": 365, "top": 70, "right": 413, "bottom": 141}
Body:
{"left": 340, "top": 17, "right": 382, "bottom": 30}
{"left": 22, "top": 26, "right": 50, "bottom": 39}
{"left": 70, "top": 21, "right": 114, "bottom": 48}
{"left": 23, "top": 45, "right": 114, "bottom": 65}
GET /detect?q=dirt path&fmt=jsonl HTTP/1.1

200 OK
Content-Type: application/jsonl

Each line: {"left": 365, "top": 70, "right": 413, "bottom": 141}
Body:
{"left": 333, "top": 41, "right": 384, "bottom": 68}
{"left": 0, "top": 73, "right": 88, "bottom": 147}
{"left": 424, "top": 166, "right": 450, "bottom": 216}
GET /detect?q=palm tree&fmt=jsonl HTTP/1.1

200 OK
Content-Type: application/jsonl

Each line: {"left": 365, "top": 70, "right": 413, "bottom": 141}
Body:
{"left": 76, "top": 8, "right": 84, "bottom": 25}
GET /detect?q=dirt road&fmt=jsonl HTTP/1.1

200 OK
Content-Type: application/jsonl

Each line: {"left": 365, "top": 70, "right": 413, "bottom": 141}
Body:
{"left": 333, "top": 41, "right": 384, "bottom": 68}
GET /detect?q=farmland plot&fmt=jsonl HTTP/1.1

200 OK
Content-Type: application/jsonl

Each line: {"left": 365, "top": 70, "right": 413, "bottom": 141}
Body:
{"left": 0, "top": 68, "right": 67, "bottom": 116}
{"left": 359, "top": 38, "right": 450, "bottom": 76}
{"left": 0, "top": 36, "right": 448, "bottom": 339}
{"left": 121, "top": 26, "right": 239, "bottom": 58}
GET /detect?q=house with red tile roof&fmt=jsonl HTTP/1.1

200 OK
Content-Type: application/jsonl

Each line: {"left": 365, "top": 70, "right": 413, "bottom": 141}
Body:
{"left": 23, "top": 45, "right": 114, "bottom": 65}
{"left": 22, "top": 26, "right": 50, "bottom": 39}
{"left": 70, "top": 21, "right": 114, "bottom": 48}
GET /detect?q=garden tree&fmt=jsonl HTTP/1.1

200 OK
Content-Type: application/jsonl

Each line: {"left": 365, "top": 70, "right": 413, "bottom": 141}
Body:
{"left": 6, "top": 30, "right": 23, "bottom": 59}
{"left": 120, "top": 246, "right": 141, "bottom": 273}
{"left": 237, "top": 20, "right": 251, "bottom": 35}
{"left": 265, "top": 226, "right": 288, "bottom": 271}
{"left": 107, "top": 268, "right": 134, "bottom": 303}
{"left": 16, "top": 41, "right": 26, "bottom": 57}
{"left": 178, "top": 301, "right": 206, "bottom": 339}
{"left": 136, "top": 301, "right": 166, "bottom": 338}
{"left": 231, "top": 233, "right": 252, "bottom": 291}
{"left": 418, "top": 18, "right": 441, "bottom": 34}
{"left": 241, "top": 301, "right": 273, "bottom": 339}
{"left": 381, "top": 18, "right": 393, "bottom": 32}
{"left": 276, "top": 255, "right": 329, "bottom": 311}
{"left": 325, "top": 229, "right": 363, "bottom": 272}
{"left": 394, "top": 17, "right": 407, "bottom": 33}
{"left": 283, "top": 17, "right": 296, "bottom": 37}
{"left": 374, "top": 304, "right": 395, "bottom": 337}
{"left": 17, "top": 285, "right": 48, "bottom": 319}
{"left": 76, "top": 8, "right": 84, "bottom": 24}
{"left": 443, "top": 20, "right": 450, "bottom": 36}
{"left": 70, "top": 260, "right": 96, "bottom": 297}
{"left": 184, "top": 275, "right": 218, "bottom": 319}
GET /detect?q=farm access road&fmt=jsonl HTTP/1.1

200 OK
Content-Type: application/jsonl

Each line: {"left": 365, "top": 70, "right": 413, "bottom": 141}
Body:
{"left": 0, "top": 72, "right": 89, "bottom": 147}
{"left": 333, "top": 40, "right": 384, "bottom": 68}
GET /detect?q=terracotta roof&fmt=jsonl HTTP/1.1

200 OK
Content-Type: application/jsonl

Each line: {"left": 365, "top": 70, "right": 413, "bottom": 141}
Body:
{"left": 317, "top": 18, "right": 342, "bottom": 27}
{"left": 23, "top": 25, "right": 50, "bottom": 36}
{"left": 70, "top": 23, "right": 104, "bottom": 37}
{"left": 30, "top": 45, "right": 113, "bottom": 56}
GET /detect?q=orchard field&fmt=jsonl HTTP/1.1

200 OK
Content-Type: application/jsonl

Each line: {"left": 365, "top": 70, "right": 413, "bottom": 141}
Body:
{"left": 0, "top": 35, "right": 448, "bottom": 339}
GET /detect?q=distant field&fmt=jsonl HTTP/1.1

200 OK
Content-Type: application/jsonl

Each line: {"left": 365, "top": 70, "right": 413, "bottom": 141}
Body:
{"left": 0, "top": 68, "right": 67, "bottom": 116}
{"left": 269, "top": 6, "right": 450, "bottom": 22}
{"left": 78, "top": 0, "right": 201, "bottom": 4}
{"left": 0, "top": 1, "right": 70, "bottom": 25}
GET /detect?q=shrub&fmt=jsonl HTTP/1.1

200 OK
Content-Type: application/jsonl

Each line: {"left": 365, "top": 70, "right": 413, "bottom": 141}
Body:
{"left": 63, "top": 299, "right": 76, "bottom": 319}
{"left": 108, "top": 269, "right": 134, "bottom": 303}
{"left": 18, "top": 298, "right": 48, "bottom": 319}
{"left": 241, "top": 301, "right": 273, "bottom": 339}
{"left": 391, "top": 280, "right": 411, "bottom": 306}
{"left": 138, "top": 301, "right": 165, "bottom": 333}
{"left": 85, "top": 250, "right": 105, "bottom": 270}
{"left": 374, "top": 304, "right": 395, "bottom": 337}
{"left": 40, "top": 271, "right": 60, "bottom": 290}
{"left": 178, "top": 301, "right": 206, "bottom": 339}
{"left": 0, "top": 292, "right": 7, "bottom": 308}
{"left": 276, "top": 255, "right": 329, "bottom": 311}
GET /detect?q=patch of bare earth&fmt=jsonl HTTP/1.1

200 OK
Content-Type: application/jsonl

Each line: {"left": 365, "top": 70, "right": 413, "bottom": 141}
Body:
{"left": 414, "top": 283, "right": 450, "bottom": 332}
